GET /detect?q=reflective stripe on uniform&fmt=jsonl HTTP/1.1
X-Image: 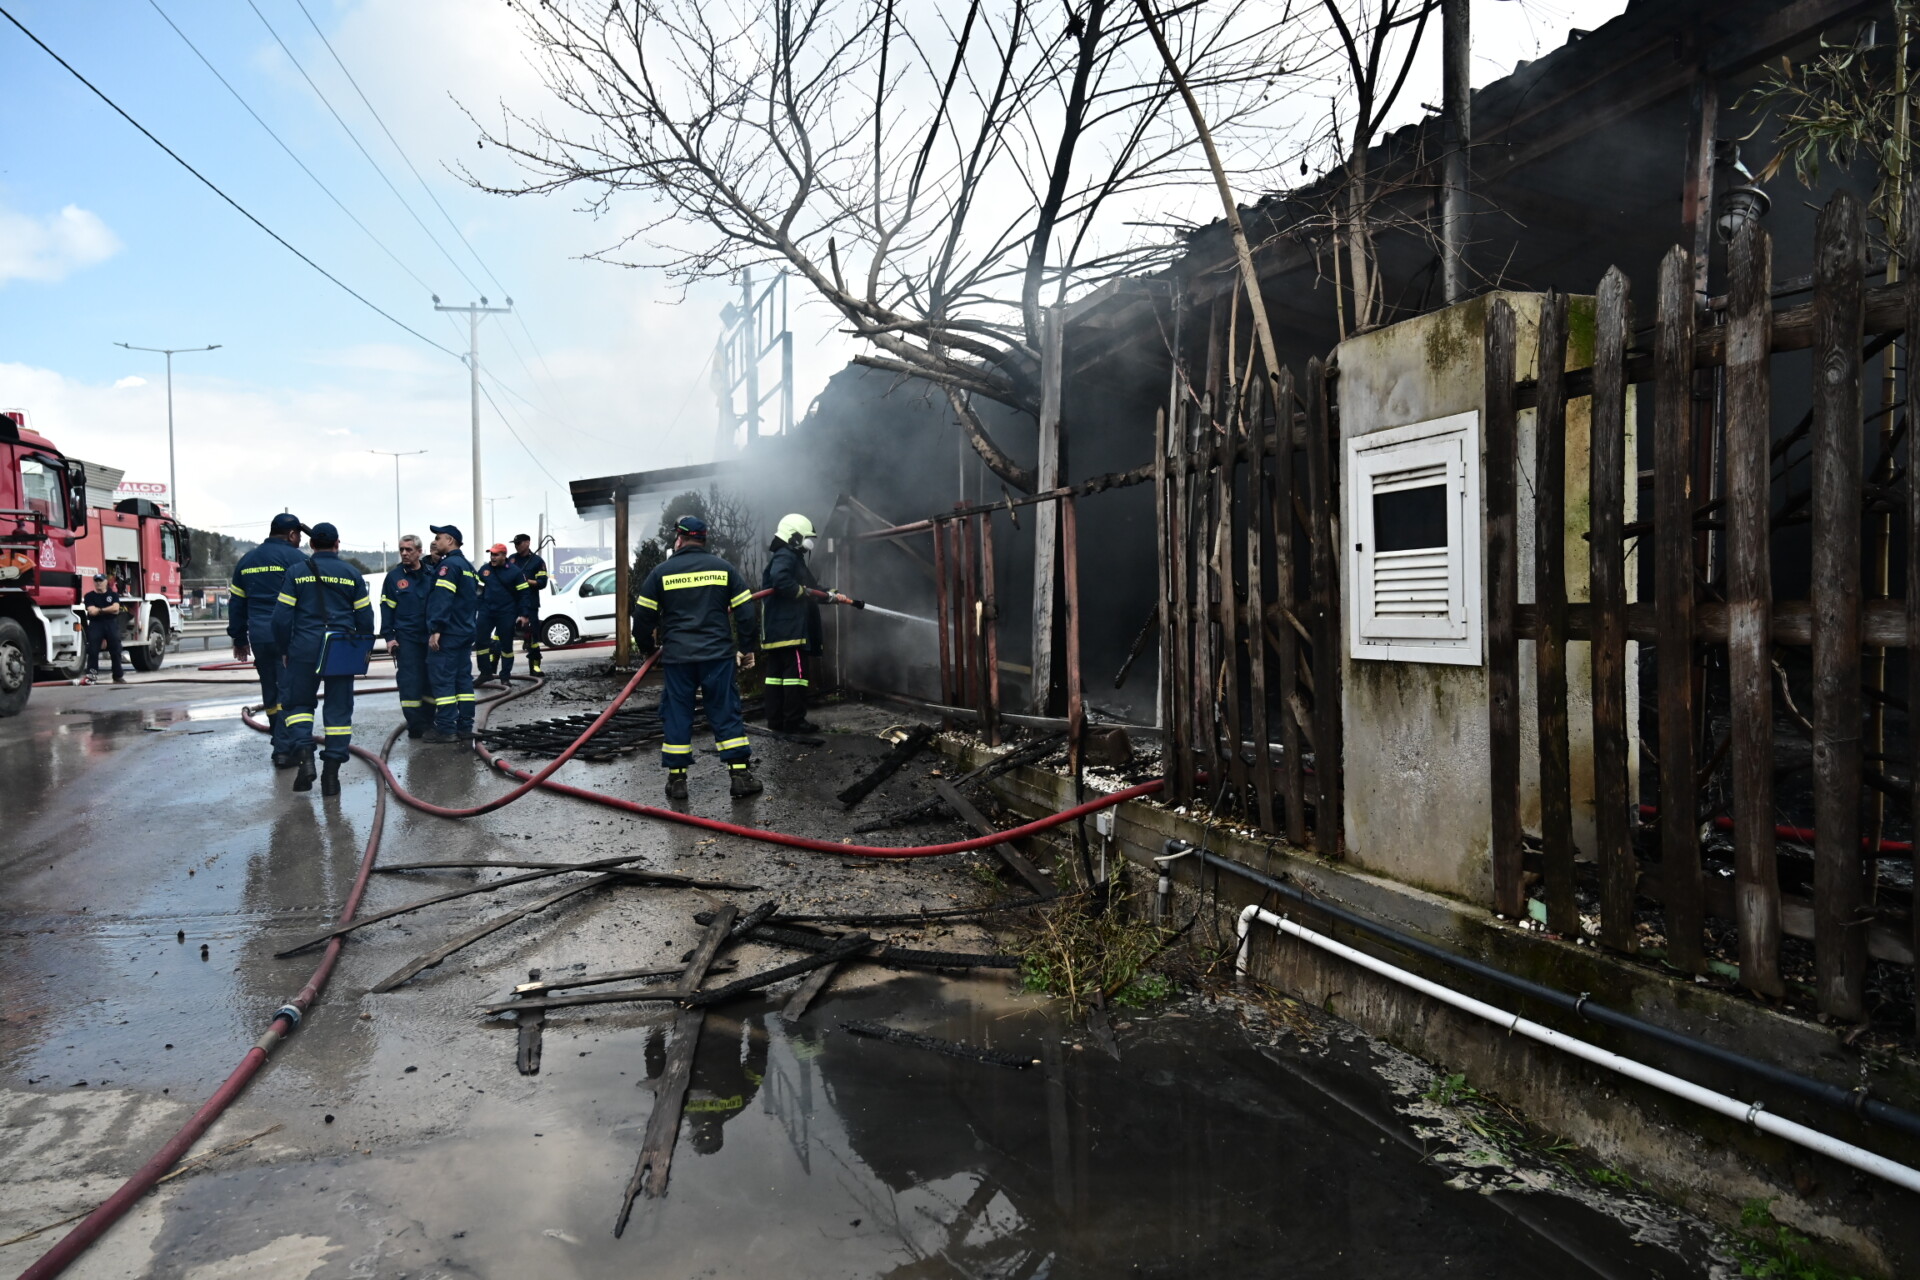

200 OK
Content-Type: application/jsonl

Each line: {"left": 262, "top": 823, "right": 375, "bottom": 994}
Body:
{"left": 399, "top": 699, "right": 422, "bottom": 708}
{"left": 635, "top": 596, "right": 658, "bottom": 610}
{"left": 715, "top": 736, "right": 750, "bottom": 752}
{"left": 730, "top": 590, "right": 752, "bottom": 608}
{"left": 662, "top": 570, "right": 729, "bottom": 590}
{"left": 436, "top": 579, "right": 458, "bottom": 591}
{"left": 262, "top": 704, "right": 281, "bottom": 714}
{"left": 455, "top": 693, "right": 476, "bottom": 703}
{"left": 761, "top": 637, "right": 804, "bottom": 649}
{"left": 324, "top": 726, "right": 352, "bottom": 735}
{"left": 353, "top": 596, "right": 371, "bottom": 609}
{"left": 382, "top": 595, "right": 397, "bottom": 607}
{"left": 285, "top": 713, "right": 315, "bottom": 725}
{"left": 229, "top": 585, "right": 247, "bottom": 598}
{"left": 662, "top": 743, "right": 693, "bottom": 756}
{"left": 277, "top": 593, "right": 297, "bottom": 606}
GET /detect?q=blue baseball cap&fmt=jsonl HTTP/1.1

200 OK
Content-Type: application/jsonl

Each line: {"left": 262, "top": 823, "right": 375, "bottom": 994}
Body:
{"left": 674, "top": 515, "right": 708, "bottom": 540}
{"left": 430, "top": 523, "right": 463, "bottom": 544}
{"left": 309, "top": 521, "right": 340, "bottom": 544}
{"left": 270, "top": 512, "right": 307, "bottom": 535}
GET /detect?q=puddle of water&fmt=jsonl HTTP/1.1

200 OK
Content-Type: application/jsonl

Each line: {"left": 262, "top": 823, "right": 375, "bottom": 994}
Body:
{"left": 129, "top": 974, "right": 1719, "bottom": 1279}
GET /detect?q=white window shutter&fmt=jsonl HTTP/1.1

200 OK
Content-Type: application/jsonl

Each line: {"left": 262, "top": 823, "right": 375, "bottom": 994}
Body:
{"left": 1347, "top": 412, "right": 1482, "bottom": 666}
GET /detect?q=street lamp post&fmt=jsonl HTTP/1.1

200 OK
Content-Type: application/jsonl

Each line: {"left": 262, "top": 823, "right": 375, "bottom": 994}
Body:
{"left": 113, "top": 342, "right": 221, "bottom": 520}
{"left": 370, "top": 449, "right": 428, "bottom": 555}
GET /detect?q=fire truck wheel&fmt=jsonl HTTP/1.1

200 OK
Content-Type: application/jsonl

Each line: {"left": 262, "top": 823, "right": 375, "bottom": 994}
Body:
{"left": 130, "top": 617, "right": 170, "bottom": 673}
{"left": 47, "top": 643, "right": 85, "bottom": 680}
{"left": 0, "top": 617, "right": 30, "bottom": 717}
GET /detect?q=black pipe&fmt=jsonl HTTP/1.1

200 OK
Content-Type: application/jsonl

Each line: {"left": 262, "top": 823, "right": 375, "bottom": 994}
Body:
{"left": 1175, "top": 840, "right": 1920, "bottom": 1146}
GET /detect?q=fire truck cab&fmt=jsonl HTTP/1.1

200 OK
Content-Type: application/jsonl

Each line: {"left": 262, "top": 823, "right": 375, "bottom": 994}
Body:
{"left": 0, "top": 411, "right": 191, "bottom": 716}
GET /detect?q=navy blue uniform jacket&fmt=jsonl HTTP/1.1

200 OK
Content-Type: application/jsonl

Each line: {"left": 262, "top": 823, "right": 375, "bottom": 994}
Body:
{"left": 426, "top": 549, "right": 481, "bottom": 645}
{"left": 759, "top": 543, "right": 822, "bottom": 652}
{"left": 272, "top": 552, "right": 375, "bottom": 655}
{"left": 634, "top": 546, "right": 758, "bottom": 664}
{"left": 227, "top": 538, "right": 306, "bottom": 649}
{"left": 379, "top": 563, "right": 432, "bottom": 641}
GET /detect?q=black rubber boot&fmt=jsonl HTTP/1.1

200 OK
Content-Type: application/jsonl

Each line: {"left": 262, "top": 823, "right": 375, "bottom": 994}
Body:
{"left": 422, "top": 728, "right": 466, "bottom": 745}
{"left": 728, "top": 763, "right": 763, "bottom": 798}
{"left": 271, "top": 751, "right": 291, "bottom": 769}
{"left": 320, "top": 759, "right": 342, "bottom": 797}
{"left": 664, "top": 770, "right": 689, "bottom": 800}
{"left": 292, "top": 750, "right": 317, "bottom": 792}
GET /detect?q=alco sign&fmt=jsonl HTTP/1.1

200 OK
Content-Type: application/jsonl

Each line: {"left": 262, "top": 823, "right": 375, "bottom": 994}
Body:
{"left": 114, "top": 480, "right": 170, "bottom": 508}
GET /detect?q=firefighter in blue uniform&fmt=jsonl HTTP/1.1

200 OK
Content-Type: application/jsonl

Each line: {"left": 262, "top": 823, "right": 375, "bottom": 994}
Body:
{"left": 378, "top": 534, "right": 433, "bottom": 737}
{"left": 633, "top": 515, "right": 761, "bottom": 799}
{"left": 272, "top": 522, "right": 375, "bottom": 796}
{"left": 227, "top": 513, "right": 308, "bottom": 767}
{"left": 424, "top": 524, "right": 480, "bottom": 743}
{"left": 760, "top": 514, "right": 847, "bottom": 733}
{"left": 475, "top": 543, "right": 533, "bottom": 687}
{"left": 510, "top": 533, "right": 549, "bottom": 676}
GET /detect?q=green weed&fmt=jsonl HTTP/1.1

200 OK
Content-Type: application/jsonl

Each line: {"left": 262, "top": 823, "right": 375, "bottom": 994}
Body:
{"left": 1730, "top": 1200, "right": 1861, "bottom": 1280}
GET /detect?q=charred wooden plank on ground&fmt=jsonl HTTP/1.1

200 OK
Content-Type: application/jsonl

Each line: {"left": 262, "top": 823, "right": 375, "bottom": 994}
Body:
{"left": 480, "top": 964, "right": 739, "bottom": 1015}
{"left": 684, "top": 933, "right": 876, "bottom": 1008}
{"left": 836, "top": 724, "right": 936, "bottom": 809}
{"left": 934, "top": 779, "right": 1053, "bottom": 895}
{"left": 781, "top": 962, "right": 839, "bottom": 1021}
{"left": 515, "top": 970, "right": 545, "bottom": 1075}
{"left": 371, "top": 874, "right": 618, "bottom": 993}
{"left": 614, "top": 904, "right": 737, "bottom": 1233}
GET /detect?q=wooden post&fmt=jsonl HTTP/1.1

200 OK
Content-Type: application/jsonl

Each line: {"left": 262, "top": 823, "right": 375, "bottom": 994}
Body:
{"left": 932, "top": 519, "right": 953, "bottom": 715}
{"left": 1907, "top": 182, "right": 1920, "bottom": 1023}
{"left": 980, "top": 513, "right": 1001, "bottom": 746}
{"left": 1193, "top": 403, "right": 1218, "bottom": 792}
{"left": 1725, "top": 219, "right": 1784, "bottom": 997}
{"left": 1273, "top": 367, "right": 1305, "bottom": 844}
{"left": 1246, "top": 382, "right": 1276, "bottom": 832}
{"left": 1032, "top": 306, "right": 1065, "bottom": 714}
{"left": 1169, "top": 408, "right": 1194, "bottom": 803}
{"left": 1485, "top": 299, "right": 1523, "bottom": 917}
{"left": 1811, "top": 190, "right": 1867, "bottom": 1021}
{"left": 1534, "top": 292, "right": 1576, "bottom": 935}
{"left": 1217, "top": 397, "right": 1246, "bottom": 811}
{"left": 1590, "top": 268, "right": 1636, "bottom": 953}
{"left": 1305, "top": 358, "right": 1341, "bottom": 855}
{"left": 1682, "top": 76, "right": 1720, "bottom": 307}
{"left": 613, "top": 486, "right": 632, "bottom": 670}
{"left": 958, "top": 510, "right": 980, "bottom": 712}
{"left": 1154, "top": 406, "right": 1172, "bottom": 747}
{"left": 1654, "top": 245, "right": 1703, "bottom": 974}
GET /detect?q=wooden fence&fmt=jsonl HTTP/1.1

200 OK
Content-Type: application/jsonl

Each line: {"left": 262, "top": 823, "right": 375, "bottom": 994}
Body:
{"left": 1490, "top": 187, "right": 1917, "bottom": 1021}
{"left": 1155, "top": 292, "right": 1344, "bottom": 855}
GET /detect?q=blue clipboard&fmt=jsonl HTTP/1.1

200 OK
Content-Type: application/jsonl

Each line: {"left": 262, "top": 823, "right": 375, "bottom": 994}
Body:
{"left": 317, "top": 632, "right": 375, "bottom": 677}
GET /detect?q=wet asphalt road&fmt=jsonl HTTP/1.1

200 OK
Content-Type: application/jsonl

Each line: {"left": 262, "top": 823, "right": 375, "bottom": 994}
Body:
{"left": 0, "top": 648, "right": 1728, "bottom": 1278}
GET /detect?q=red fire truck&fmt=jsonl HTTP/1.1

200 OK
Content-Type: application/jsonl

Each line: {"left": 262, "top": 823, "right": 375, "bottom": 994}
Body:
{"left": 0, "top": 411, "right": 191, "bottom": 715}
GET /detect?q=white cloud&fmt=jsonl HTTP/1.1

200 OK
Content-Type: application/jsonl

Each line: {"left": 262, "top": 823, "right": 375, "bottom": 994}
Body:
{"left": 0, "top": 203, "right": 121, "bottom": 286}
{"left": 113, "top": 376, "right": 147, "bottom": 389}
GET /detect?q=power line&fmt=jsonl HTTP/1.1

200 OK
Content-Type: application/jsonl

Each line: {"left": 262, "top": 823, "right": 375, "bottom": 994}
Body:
{"left": 145, "top": 0, "right": 438, "bottom": 298}
{"left": 0, "top": 4, "right": 462, "bottom": 361}
{"left": 478, "top": 379, "right": 567, "bottom": 491}
{"left": 294, "top": 0, "right": 509, "bottom": 300}
{"left": 244, "top": 0, "right": 484, "bottom": 297}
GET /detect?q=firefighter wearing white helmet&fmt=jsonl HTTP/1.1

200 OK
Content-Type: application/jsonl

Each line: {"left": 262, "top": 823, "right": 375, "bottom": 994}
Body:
{"left": 759, "top": 513, "right": 844, "bottom": 732}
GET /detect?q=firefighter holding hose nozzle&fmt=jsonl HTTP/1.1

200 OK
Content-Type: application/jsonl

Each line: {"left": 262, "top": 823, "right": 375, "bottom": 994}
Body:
{"left": 633, "top": 514, "right": 763, "bottom": 800}
{"left": 760, "top": 514, "right": 847, "bottom": 733}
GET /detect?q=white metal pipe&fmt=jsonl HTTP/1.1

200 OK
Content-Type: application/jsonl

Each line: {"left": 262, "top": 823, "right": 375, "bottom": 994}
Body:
{"left": 1236, "top": 904, "right": 1920, "bottom": 1195}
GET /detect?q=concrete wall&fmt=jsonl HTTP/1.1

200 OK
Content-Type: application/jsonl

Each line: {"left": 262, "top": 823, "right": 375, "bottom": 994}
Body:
{"left": 1335, "top": 293, "right": 1637, "bottom": 904}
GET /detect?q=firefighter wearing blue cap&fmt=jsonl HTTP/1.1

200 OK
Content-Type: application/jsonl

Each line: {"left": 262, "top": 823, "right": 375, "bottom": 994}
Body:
{"left": 633, "top": 514, "right": 762, "bottom": 799}
{"left": 378, "top": 534, "right": 433, "bottom": 737}
{"left": 423, "top": 524, "right": 480, "bottom": 742}
{"left": 475, "top": 543, "right": 533, "bottom": 686}
{"left": 273, "top": 522, "right": 375, "bottom": 796}
{"left": 227, "top": 512, "right": 308, "bottom": 766}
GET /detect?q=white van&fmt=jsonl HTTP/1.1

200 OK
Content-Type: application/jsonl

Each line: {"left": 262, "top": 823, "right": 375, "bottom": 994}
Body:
{"left": 536, "top": 558, "right": 620, "bottom": 649}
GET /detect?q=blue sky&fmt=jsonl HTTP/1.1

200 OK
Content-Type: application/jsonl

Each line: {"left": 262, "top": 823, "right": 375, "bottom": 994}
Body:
{"left": 0, "top": 0, "right": 1625, "bottom": 556}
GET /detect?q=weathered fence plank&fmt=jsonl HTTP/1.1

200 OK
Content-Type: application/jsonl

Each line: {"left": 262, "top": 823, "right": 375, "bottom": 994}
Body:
{"left": 1485, "top": 299, "right": 1523, "bottom": 917}
{"left": 1194, "top": 405, "right": 1219, "bottom": 797}
{"left": 980, "top": 514, "right": 1001, "bottom": 746}
{"left": 932, "top": 518, "right": 954, "bottom": 716}
{"left": 1654, "top": 245, "right": 1703, "bottom": 975}
{"left": 1218, "top": 408, "right": 1247, "bottom": 811}
{"left": 1908, "top": 183, "right": 1920, "bottom": 1020}
{"left": 1245, "top": 382, "right": 1276, "bottom": 833}
{"left": 1811, "top": 190, "right": 1867, "bottom": 1021}
{"left": 1534, "top": 291, "right": 1576, "bottom": 936}
{"left": 1590, "top": 267, "right": 1636, "bottom": 953}
{"left": 1305, "top": 358, "right": 1341, "bottom": 854}
{"left": 1272, "top": 367, "right": 1306, "bottom": 844}
{"left": 1724, "top": 219, "right": 1784, "bottom": 998}
{"left": 1170, "top": 416, "right": 1194, "bottom": 803}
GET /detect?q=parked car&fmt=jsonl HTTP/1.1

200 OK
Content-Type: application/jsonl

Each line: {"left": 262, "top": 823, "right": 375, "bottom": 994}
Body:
{"left": 536, "top": 559, "right": 620, "bottom": 649}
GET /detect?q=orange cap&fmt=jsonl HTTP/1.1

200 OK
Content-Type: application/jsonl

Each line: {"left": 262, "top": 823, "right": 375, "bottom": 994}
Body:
{"left": 488, "top": 543, "right": 508, "bottom": 554}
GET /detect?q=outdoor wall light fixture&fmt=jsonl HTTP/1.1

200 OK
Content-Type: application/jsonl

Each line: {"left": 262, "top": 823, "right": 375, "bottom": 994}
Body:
{"left": 1716, "top": 185, "right": 1772, "bottom": 243}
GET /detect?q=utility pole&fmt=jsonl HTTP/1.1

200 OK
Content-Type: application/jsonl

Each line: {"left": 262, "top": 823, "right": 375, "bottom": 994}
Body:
{"left": 113, "top": 342, "right": 221, "bottom": 520}
{"left": 486, "top": 495, "right": 515, "bottom": 547}
{"left": 1440, "top": 0, "right": 1471, "bottom": 304}
{"left": 433, "top": 296, "right": 512, "bottom": 543}
{"left": 370, "top": 449, "right": 427, "bottom": 551}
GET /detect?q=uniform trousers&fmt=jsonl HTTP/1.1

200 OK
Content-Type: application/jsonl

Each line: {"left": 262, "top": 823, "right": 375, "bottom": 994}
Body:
{"left": 476, "top": 609, "right": 520, "bottom": 680}
{"left": 283, "top": 645, "right": 356, "bottom": 762}
{"left": 429, "top": 642, "right": 476, "bottom": 734}
{"left": 658, "top": 657, "right": 752, "bottom": 770}
{"left": 249, "top": 642, "right": 298, "bottom": 757}
{"left": 393, "top": 637, "right": 432, "bottom": 735}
